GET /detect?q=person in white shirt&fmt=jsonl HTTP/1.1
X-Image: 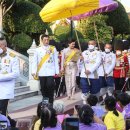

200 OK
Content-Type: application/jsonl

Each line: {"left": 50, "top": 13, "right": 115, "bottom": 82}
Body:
{"left": 0, "top": 38, "right": 19, "bottom": 115}
{"left": 32, "top": 34, "right": 59, "bottom": 104}
{"left": 80, "top": 40, "right": 101, "bottom": 104}
{"left": 98, "top": 43, "right": 116, "bottom": 101}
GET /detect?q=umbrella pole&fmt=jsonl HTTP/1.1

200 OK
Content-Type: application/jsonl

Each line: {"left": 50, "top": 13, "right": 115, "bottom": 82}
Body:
{"left": 70, "top": 20, "right": 73, "bottom": 38}
{"left": 73, "top": 23, "right": 91, "bottom": 86}
{"left": 56, "top": 76, "right": 63, "bottom": 98}
{"left": 94, "top": 21, "right": 107, "bottom": 80}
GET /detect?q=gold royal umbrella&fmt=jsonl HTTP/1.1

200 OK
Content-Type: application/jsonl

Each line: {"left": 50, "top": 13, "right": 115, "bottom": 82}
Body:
{"left": 40, "top": 0, "right": 99, "bottom": 22}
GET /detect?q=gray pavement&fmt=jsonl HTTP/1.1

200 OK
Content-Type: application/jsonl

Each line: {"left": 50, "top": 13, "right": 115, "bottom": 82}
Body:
{"left": 8, "top": 95, "right": 43, "bottom": 113}
{"left": 8, "top": 92, "right": 82, "bottom": 119}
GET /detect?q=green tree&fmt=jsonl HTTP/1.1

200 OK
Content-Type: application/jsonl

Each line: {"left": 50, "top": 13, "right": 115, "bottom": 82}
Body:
{"left": 3, "top": 0, "right": 51, "bottom": 47}
{"left": 104, "top": 1, "right": 129, "bottom": 38}
{"left": 12, "top": 33, "right": 32, "bottom": 55}
{"left": 0, "top": 0, "right": 15, "bottom": 37}
{"left": 10, "top": 1, "right": 48, "bottom": 34}
{"left": 54, "top": 25, "right": 84, "bottom": 42}
{"left": 29, "top": 0, "right": 50, "bottom": 7}
{"left": 77, "top": 14, "right": 112, "bottom": 43}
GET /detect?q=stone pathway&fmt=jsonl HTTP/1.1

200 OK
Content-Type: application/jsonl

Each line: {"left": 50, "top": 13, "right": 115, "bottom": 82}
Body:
{"left": 8, "top": 92, "right": 82, "bottom": 119}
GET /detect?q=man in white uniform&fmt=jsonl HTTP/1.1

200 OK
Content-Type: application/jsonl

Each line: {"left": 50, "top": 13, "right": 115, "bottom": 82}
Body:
{"left": 98, "top": 43, "right": 116, "bottom": 101}
{"left": 0, "top": 38, "right": 19, "bottom": 115}
{"left": 32, "top": 35, "right": 59, "bottom": 104}
{"left": 80, "top": 40, "right": 101, "bottom": 103}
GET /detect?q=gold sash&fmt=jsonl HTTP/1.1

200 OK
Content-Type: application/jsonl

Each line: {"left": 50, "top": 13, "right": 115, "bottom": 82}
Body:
{"left": 33, "top": 46, "right": 55, "bottom": 80}
{"left": 64, "top": 50, "right": 76, "bottom": 67}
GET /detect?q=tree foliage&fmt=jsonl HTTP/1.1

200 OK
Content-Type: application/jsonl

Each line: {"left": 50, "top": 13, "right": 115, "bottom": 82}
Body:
{"left": 3, "top": 0, "right": 51, "bottom": 51}
{"left": 104, "top": 1, "right": 129, "bottom": 36}
{"left": 54, "top": 25, "right": 84, "bottom": 42}
{"left": 77, "top": 14, "right": 112, "bottom": 43}
{"left": 5, "top": 1, "right": 47, "bottom": 34}
{"left": 0, "top": 0, "right": 15, "bottom": 37}
{"left": 12, "top": 33, "right": 32, "bottom": 51}
{"left": 28, "top": 0, "right": 50, "bottom": 7}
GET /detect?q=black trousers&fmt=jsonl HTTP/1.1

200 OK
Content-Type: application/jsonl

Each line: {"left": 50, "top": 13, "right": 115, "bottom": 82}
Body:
{"left": 76, "top": 76, "right": 81, "bottom": 89}
{"left": 55, "top": 77, "right": 61, "bottom": 97}
{"left": 39, "top": 76, "right": 55, "bottom": 104}
{"left": 114, "top": 78, "right": 125, "bottom": 91}
{"left": 54, "top": 77, "right": 66, "bottom": 97}
{"left": 0, "top": 99, "right": 9, "bottom": 116}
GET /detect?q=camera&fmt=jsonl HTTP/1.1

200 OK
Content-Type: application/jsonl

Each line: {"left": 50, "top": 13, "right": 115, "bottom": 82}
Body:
{"left": 42, "top": 97, "right": 49, "bottom": 108}
{"left": 0, "top": 121, "right": 8, "bottom": 130}
{"left": 126, "top": 118, "right": 130, "bottom": 130}
{"left": 62, "top": 117, "right": 79, "bottom": 130}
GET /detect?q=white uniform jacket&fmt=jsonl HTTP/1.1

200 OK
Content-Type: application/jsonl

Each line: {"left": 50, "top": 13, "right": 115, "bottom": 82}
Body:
{"left": 0, "top": 52, "right": 20, "bottom": 99}
{"left": 80, "top": 50, "right": 101, "bottom": 79}
{"left": 98, "top": 52, "right": 116, "bottom": 77}
{"left": 32, "top": 45, "right": 59, "bottom": 76}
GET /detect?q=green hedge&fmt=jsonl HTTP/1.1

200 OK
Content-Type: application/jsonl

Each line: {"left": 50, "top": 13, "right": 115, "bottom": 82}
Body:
{"left": 12, "top": 33, "right": 32, "bottom": 50}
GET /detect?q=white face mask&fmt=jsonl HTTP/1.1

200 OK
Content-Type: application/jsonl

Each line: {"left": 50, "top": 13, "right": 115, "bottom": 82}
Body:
{"left": 116, "top": 51, "right": 121, "bottom": 55}
{"left": 88, "top": 45, "right": 95, "bottom": 50}
{"left": 0, "top": 48, "right": 3, "bottom": 54}
{"left": 105, "top": 48, "right": 110, "bottom": 53}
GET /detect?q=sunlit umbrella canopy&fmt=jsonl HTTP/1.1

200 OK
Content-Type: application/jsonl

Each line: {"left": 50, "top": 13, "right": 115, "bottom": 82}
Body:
{"left": 69, "top": 0, "right": 118, "bottom": 20}
{"left": 40, "top": 0, "right": 100, "bottom": 22}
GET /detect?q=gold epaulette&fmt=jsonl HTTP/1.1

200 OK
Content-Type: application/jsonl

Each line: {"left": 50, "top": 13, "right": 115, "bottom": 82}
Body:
{"left": 2, "top": 71, "right": 8, "bottom": 74}
{"left": 9, "top": 53, "right": 16, "bottom": 57}
{"left": 50, "top": 45, "right": 55, "bottom": 48}
{"left": 117, "top": 55, "right": 124, "bottom": 60}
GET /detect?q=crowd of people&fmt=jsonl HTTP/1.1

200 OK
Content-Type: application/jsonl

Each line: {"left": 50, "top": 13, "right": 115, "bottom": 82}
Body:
{"left": 30, "top": 34, "right": 130, "bottom": 129}
{"left": 31, "top": 34, "right": 130, "bottom": 104}
{"left": 1, "top": 33, "right": 130, "bottom": 129}
{"left": 31, "top": 93, "right": 130, "bottom": 130}
{"left": 1, "top": 93, "right": 130, "bottom": 130}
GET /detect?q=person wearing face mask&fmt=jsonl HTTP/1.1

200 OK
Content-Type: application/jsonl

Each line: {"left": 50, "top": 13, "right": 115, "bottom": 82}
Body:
{"left": 32, "top": 34, "right": 59, "bottom": 104}
{"left": 113, "top": 49, "right": 129, "bottom": 92}
{"left": 98, "top": 43, "right": 116, "bottom": 103}
{"left": 61, "top": 39, "right": 80, "bottom": 100}
{"left": 80, "top": 40, "right": 101, "bottom": 103}
{"left": 0, "top": 38, "right": 19, "bottom": 116}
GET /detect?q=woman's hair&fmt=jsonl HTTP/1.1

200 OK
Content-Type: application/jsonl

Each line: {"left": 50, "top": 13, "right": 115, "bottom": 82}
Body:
{"left": 53, "top": 100, "right": 65, "bottom": 114}
{"left": 117, "top": 93, "right": 130, "bottom": 106}
{"left": 87, "top": 94, "right": 98, "bottom": 106}
{"left": 68, "top": 39, "right": 76, "bottom": 44}
{"left": 78, "top": 105, "right": 94, "bottom": 125}
{"left": 39, "top": 106, "right": 57, "bottom": 130}
{"left": 105, "top": 96, "right": 119, "bottom": 117}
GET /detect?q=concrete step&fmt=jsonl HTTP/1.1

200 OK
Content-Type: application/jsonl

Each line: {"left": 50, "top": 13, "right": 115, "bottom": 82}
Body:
{"left": 15, "top": 80, "right": 21, "bottom": 87}
{"left": 14, "top": 86, "right": 30, "bottom": 94}
{"left": 8, "top": 95, "right": 42, "bottom": 113}
{"left": 10, "top": 90, "right": 39, "bottom": 102}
